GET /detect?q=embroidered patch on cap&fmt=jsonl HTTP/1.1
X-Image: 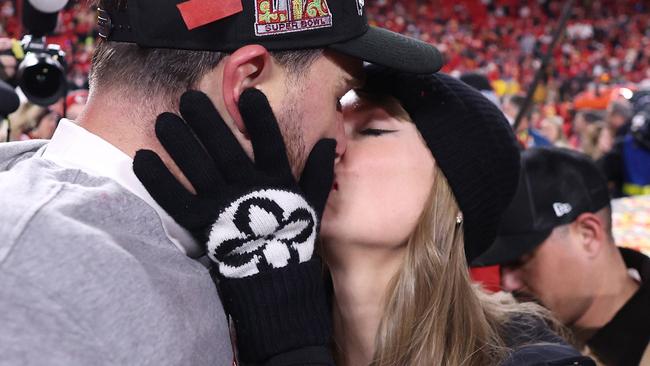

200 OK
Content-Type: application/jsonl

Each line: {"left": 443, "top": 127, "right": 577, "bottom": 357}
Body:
{"left": 254, "top": 0, "right": 332, "bottom": 36}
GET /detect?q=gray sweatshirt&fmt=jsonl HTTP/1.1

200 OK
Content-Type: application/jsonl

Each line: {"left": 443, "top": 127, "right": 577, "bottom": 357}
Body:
{"left": 0, "top": 140, "right": 233, "bottom": 366}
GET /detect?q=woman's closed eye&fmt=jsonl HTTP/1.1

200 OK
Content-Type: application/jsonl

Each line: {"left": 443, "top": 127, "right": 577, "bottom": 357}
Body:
{"left": 359, "top": 128, "right": 398, "bottom": 136}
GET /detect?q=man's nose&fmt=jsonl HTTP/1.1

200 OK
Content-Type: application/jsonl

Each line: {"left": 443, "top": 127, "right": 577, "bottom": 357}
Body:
{"left": 333, "top": 119, "right": 347, "bottom": 159}
{"left": 500, "top": 266, "right": 525, "bottom": 292}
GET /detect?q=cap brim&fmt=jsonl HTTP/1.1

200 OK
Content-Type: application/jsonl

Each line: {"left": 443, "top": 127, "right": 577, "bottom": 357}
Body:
{"left": 328, "top": 26, "right": 443, "bottom": 74}
{"left": 471, "top": 229, "right": 552, "bottom": 267}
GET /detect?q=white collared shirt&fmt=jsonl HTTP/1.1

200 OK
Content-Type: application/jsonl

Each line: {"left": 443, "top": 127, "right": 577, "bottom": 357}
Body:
{"left": 41, "top": 119, "right": 203, "bottom": 258}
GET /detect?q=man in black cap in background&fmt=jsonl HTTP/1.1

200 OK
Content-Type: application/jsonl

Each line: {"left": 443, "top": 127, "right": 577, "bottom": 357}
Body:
{"left": 0, "top": 0, "right": 441, "bottom": 365}
{"left": 473, "top": 147, "right": 650, "bottom": 366}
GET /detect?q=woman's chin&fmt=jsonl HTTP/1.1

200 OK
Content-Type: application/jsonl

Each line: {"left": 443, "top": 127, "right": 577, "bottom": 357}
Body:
{"left": 320, "top": 205, "right": 338, "bottom": 236}
{"left": 319, "top": 218, "right": 353, "bottom": 247}
{"left": 319, "top": 217, "right": 336, "bottom": 242}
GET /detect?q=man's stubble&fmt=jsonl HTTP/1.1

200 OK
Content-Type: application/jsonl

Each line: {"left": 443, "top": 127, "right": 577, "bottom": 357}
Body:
{"left": 277, "top": 84, "right": 307, "bottom": 178}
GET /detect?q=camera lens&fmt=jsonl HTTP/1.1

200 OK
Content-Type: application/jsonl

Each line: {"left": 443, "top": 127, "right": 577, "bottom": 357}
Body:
{"left": 24, "top": 63, "right": 61, "bottom": 96}
{"left": 17, "top": 52, "right": 66, "bottom": 106}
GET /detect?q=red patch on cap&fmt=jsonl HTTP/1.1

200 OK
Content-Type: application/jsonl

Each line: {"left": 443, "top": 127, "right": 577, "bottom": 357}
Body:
{"left": 177, "top": 0, "right": 243, "bottom": 30}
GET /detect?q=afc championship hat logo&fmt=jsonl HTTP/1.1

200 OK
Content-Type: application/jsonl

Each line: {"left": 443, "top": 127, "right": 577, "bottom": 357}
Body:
{"left": 254, "top": 0, "right": 333, "bottom": 36}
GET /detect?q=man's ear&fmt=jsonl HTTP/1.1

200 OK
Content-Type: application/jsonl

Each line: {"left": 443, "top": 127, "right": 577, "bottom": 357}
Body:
{"left": 222, "top": 44, "right": 273, "bottom": 134}
{"left": 573, "top": 212, "right": 606, "bottom": 259}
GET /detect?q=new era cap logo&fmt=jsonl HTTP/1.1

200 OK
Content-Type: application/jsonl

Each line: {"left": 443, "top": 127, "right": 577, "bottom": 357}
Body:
{"left": 356, "top": 0, "right": 364, "bottom": 15}
{"left": 254, "top": 0, "right": 333, "bottom": 36}
{"left": 553, "top": 202, "right": 572, "bottom": 217}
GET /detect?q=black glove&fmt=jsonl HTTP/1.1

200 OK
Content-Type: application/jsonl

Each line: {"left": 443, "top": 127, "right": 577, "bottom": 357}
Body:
{"left": 133, "top": 88, "right": 335, "bottom": 279}
{"left": 133, "top": 89, "right": 335, "bottom": 364}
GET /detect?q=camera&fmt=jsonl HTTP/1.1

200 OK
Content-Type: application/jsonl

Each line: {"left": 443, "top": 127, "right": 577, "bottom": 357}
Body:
{"left": 16, "top": 35, "right": 67, "bottom": 107}
{"left": 6, "top": 0, "right": 70, "bottom": 107}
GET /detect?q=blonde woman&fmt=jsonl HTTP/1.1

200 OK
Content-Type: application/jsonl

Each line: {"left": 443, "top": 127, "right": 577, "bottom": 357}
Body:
{"left": 320, "top": 69, "right": 594, "bottom": 366}
{"left": 539, "top": 116, "right": 570, "bottom": 148}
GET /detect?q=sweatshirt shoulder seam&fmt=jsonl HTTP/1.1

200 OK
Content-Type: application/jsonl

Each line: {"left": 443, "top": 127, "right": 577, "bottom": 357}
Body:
{"left": 0, "top": 170, "right": 81, "bottom": 266}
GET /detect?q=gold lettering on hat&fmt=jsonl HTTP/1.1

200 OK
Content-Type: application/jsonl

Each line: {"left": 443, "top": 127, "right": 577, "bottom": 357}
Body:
{"left": 292, "top": 0, "right": 303, "bottom": 20}
{"left": 257, "top": 1, "right": 287, "bottom": 23}
{"left": 254, "top": 0, "right": 332, "bottom": 36}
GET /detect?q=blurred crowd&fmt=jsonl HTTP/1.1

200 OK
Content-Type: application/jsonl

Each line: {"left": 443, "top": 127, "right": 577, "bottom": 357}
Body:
{"left": 369, "top": 0, "right": 650, "bottom": 97}
{"left": 366, "top": 0, "right": 650, "bottom": 201}
{"left": 368, "top": 1, "right": 650, "bottom": 153}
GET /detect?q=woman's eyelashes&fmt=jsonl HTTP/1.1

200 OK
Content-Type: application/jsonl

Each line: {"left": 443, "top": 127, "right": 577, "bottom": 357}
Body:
{"left": 359, "top": 128, "right": 398, "bottom": 136}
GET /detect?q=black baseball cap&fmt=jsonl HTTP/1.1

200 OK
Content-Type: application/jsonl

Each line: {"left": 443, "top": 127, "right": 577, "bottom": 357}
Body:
{"left": 97, "top": 0, "right": 443, "bottom": 74}
{"left": 472, "top": 147, "right": 610, "bottom": 267}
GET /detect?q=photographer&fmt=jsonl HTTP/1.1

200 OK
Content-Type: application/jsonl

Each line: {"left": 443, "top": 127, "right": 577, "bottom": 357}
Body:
{"left": 0, "top": 0, "right": 70, "bottom": 141}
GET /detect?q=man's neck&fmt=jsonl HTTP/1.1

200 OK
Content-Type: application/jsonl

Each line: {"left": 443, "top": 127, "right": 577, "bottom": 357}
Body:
{"left": 76, "top": 92, "right": 159, "bottom": 158}
{"left": 572, "top": 248, "right": 640, "bottom": 337}
{"left": 75, "top": 92, "right": 193, "bottom": 191}
{"left": 327, "top": 244, "right": 404, "bottom": 366}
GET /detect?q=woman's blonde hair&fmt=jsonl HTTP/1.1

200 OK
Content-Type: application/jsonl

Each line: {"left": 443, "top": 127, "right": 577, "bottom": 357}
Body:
{"left": 370, "top": 167, "right": 562, "bottom": 366}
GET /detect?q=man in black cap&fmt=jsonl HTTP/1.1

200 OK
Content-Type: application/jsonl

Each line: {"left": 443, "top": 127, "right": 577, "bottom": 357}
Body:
{"left": 0, "top": 1, "right": 441, "bottom": 365}
{"left": 473, "top": 147, "right": 650, "bottom": 366}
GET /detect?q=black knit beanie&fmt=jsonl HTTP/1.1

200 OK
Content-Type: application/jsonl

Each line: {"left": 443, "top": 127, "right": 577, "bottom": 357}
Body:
{"left": 365, "top": 66, "right": 521, "bottom": 263}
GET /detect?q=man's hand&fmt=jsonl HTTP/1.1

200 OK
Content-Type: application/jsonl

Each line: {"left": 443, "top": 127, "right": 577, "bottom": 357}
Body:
{"left": 133, "top": 89, "right": 335, "bottom": 278}
{"left": 133, "top": 88, "right": 336, "bottom": 364}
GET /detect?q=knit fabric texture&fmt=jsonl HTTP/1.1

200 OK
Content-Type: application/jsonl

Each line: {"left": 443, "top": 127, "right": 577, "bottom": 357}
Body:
{"left": 219, "top": 257, "right": 332, "bottom": 363}
{"left": 366, "top": 68, "right": 521, "bottom": 263}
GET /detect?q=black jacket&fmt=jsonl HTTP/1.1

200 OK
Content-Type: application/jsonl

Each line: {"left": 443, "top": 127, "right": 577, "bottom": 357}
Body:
{"left": 500, "top": 314, "right": 595, "bottom": 366}
{"left": 502, "top": 344, "right": 594, "bottom": 366}
{"left": 585, "top": 248, "right": 650, "bottom": 366}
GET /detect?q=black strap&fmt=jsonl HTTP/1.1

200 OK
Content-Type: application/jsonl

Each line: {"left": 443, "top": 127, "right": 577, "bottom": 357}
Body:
{"left": 97, "top": 8, "right": 135, "bottom": 43}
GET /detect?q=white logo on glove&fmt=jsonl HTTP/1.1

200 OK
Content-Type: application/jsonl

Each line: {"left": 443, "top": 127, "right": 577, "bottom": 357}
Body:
{"left": 207, "top": 189, "right": 317, "bottom": 278}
